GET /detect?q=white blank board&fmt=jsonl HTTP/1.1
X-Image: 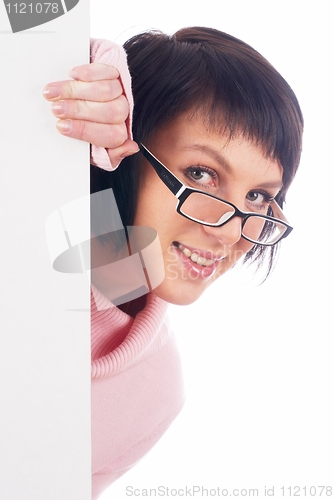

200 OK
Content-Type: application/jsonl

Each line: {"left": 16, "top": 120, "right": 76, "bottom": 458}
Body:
{"left": 0, "top": 3, "right": 91, "bottom": 499}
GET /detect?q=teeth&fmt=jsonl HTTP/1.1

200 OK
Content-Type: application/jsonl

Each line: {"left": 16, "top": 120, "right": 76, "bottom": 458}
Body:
{"left": 190, "top": 253, "right": 199, "bottom": 262}
{"left": 175, "top": 243, "right": 215, "bottom": 267}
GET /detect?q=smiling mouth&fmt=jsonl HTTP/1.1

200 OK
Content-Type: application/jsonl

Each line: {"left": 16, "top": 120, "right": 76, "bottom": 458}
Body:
{"left": 172, "top": 241, "right": 223, "bottom": 267}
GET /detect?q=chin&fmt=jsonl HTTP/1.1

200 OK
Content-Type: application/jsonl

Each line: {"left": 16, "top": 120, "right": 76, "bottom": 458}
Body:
{"left": 153, "top": 290, "right": 202, "bottom": 306}
{"left": 151, "top": 280, "right": 209, "bottom": 306}
{"left": 149, "top": 257, "right": 230, "bottom": 305}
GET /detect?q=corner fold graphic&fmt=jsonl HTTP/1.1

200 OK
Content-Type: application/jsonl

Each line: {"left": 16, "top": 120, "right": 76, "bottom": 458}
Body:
{"left": 4, "top": 0, "right": 80, "bottom": 33}
{"left": 64, "top": 0, "right": 79, "bottom": 11}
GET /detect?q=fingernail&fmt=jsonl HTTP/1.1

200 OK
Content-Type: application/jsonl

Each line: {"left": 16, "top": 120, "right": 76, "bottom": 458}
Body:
{"left": 43, "top": 85, "right": 61, "bottom": 100}
{"left": 56, "top": 119, "right": 72, "bottom": 133}
{"left": 51, "top": 101, "right": 67, "bottom": 116}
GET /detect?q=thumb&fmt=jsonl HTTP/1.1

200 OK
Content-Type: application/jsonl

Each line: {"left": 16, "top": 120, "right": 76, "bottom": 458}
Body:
{"left": 107, "top": 139, "right": 140, "bottom": 169}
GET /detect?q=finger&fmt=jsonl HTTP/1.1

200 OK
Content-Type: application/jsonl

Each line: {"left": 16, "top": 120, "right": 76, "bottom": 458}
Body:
{"left": 43, "top": 78, "right": 123, "bottom": 102}
{"left": 56, "top": 119, "right": 129, "bottom": 149}
{"left": 106, "top": 139, "right": 140, "bottom": 169}
{"left": 50, "top": 95, "right": 129, "bottom": 125}
{"left": 68, "top": 63, "right": 120, "bottom": 82}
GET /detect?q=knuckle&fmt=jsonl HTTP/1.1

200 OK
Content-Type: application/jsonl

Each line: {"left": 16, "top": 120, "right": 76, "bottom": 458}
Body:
{"left": 72, "top": 121, "right": 128, "bottom": 148}
{"left": 76, "top": 119, "right": 89, "bottom": 141}
{"left": 64, "top": 99, "right": 82, "bottom": 119}
{"left": 81, "top": 63, "right": 96, "bottom": 80}
{"left": 113, "top": 79, "right": 123, "bottom": 96}
{"left": 104, "top": 81, "right": 116, "bottom": 100}
{"left": 107, "top": 124, "right": 127, "bottom": 148}
{"left": 104, "top": 64, "right": 120, "bottom": 79}
{"left": 108, "top": 95, "right": 129, "bottom": 123}
{"left": 94, "top": 63, "right": 119, "bottom": 79}
{"left": 62, "top": 80, "right": 78, "bottom": 99}
{"left": 75, "top": 99, "right": 83, "bottom": 118}
{"left": 100, "top": 80, "right": 122, "bottom": 101}
{"left": 117, "top": 95, "right": 130, "bottom": 120}
{"left": 113, "top": 124, "right": 128, "bottom": 145}
{"left": 62, "top": 83, "right": 72, "bottom": 99}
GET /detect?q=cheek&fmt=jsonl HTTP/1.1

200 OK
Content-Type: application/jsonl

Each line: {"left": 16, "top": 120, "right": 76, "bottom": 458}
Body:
{"left": 236, "top": 238, "right": 255, "bottom": 258}
{"left": 134, "top": 196, "right": 172, "bottom": 231}
{"left": 134, "top": 179, "right": 177, "bottom": 230}
{"left": 217, "top": 239, "right": 255, "bottom": 276}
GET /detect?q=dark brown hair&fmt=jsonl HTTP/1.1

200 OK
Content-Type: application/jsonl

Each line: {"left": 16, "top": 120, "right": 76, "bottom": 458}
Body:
{"left": 91, "top": 26, "right": 303, "bottom": 276}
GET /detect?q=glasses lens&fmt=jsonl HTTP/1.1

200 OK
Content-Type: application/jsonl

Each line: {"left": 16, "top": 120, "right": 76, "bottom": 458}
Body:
{"left": 180, "top": 193, "right": 287, "bottom": 245}
{"left": 180, "top": 192, "right": 235, "bottom": 225}
{"left": 243, "top": 216, "right": 288, "bottom": 245}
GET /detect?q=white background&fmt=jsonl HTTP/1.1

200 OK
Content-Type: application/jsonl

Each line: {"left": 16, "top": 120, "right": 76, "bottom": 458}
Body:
{"left": 0, "top": 1, "right": 332, "bottom": 499}
{"left": 90, "top": 0, "right": 334, "bottom": 498}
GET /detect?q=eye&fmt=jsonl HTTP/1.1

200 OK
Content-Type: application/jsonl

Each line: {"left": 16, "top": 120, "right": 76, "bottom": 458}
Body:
{"left": 246, "top": 190, "right": 274, "bottom": 211}
{"left": 185, "top": 166, "right": 217, "bottom": 188}
{"left": 247, "top": 191, "right": 266, "bottom": 203}
{"left": 190, "top": 168, "right": 205, "bottom": 180}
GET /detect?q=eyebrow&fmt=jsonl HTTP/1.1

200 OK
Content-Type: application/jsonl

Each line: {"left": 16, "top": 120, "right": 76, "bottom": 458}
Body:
{"left": 183, "top": 144, "right": 283, "bottom": 191}
{"left": 254, "top": 180, "right": 284, "bottom": 190}
{"left": 184, "top": 144, "right": 233, "bottom": 173}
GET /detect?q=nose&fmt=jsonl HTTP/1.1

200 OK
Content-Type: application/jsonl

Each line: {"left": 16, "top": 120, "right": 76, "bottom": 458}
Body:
{"left": 202, "top": 216, "right": 243, "bottom": 246}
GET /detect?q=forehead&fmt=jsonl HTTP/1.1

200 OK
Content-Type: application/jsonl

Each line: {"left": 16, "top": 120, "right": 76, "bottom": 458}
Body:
{"left": 148, "top": 111, "right": 283, "bottom": 185}
{"left": 151, "top": 109, "right": 270, "bottom": 154}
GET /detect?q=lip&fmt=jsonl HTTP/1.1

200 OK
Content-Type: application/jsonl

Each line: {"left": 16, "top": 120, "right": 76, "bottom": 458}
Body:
{"left": 172, "top": 242, "right": 222, "bottom": 279}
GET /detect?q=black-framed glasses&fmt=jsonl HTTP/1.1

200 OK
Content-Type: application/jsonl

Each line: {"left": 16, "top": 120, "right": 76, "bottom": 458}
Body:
{"left": 140, "top": 144, "right": 293, "bottom": 246}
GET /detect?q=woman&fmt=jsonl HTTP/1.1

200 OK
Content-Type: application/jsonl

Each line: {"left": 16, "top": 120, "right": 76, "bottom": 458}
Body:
{"left": 44, "top": 27, "right": 303, "bottom": 499}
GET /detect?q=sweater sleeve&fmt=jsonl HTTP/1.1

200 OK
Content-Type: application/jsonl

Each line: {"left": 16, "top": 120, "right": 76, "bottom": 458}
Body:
{"left": 90, "top": 38, "right": 134, "bottom": 171}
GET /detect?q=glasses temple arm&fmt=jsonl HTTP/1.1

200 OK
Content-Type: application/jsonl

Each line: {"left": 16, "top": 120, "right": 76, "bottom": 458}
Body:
{"left": 270, "top": 199, "right": 291, "bottom": 225}
{"left": 140, "top": 144, "right": 184, "bottom": 196}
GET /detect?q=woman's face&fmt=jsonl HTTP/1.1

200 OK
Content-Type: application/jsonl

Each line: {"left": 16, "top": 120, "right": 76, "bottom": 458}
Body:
{"left": 133, "top": 111, "right": 283, "bottom": 305}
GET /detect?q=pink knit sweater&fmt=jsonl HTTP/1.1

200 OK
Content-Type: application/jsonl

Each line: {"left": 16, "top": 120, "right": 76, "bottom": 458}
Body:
{"left": 90, "top": 38, "right": 134, "bottom": 171}
{"left": 91, "top": 287, "right": 185, "bottom": 499}
{"left": 90, "top": 41, "right": 185, "bottom": 499}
